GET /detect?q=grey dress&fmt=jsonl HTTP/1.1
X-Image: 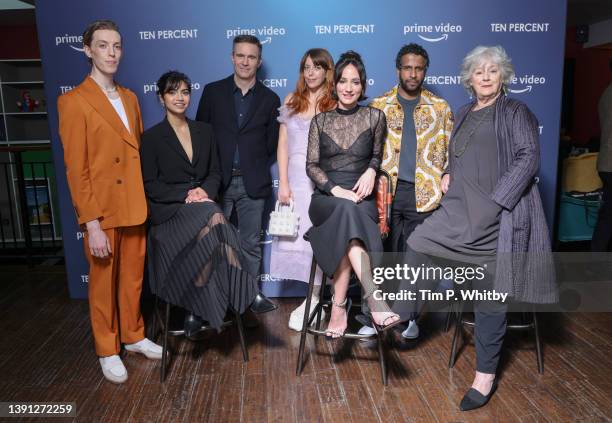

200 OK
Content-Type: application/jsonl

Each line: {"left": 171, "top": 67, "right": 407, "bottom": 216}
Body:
{"left": 407, "top": 103, "right": 500, "bottom": 266}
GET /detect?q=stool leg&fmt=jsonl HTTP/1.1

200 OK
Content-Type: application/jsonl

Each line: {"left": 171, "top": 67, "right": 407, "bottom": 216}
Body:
{"left": 235, "top": 309, "right": 249, "bottom": 362}
{"left": 161, "top": 301, "right": 170, "bottom": 382}
{"left": 314, "top": 275, "right": 327, "bottom": 333}
{"left": 533, "top": 310, "right": 543, "bottom": 374}
{"left": 376, "top": 330, "right": 387, "bottom": 385}
{"left": 296, "top": 257, "right": 318, "bottom": 376}
{"left": 448, "top": 304, "right": 464, "bottom": 369}
{"left": 444, "top": 301, "right": 455, "bottom": 332}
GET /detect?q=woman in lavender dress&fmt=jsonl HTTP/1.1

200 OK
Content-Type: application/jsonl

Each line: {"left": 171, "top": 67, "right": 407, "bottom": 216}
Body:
{"left": 269, "top": 48, "right": 336, "bottom": 331}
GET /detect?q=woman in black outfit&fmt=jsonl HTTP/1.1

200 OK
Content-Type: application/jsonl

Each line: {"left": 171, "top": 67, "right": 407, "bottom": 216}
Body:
{"left": 306, "top": 52, "right": 401, "bottom": 338}
{"left": 141, "top": 71, "right": 262, "bottom": 336}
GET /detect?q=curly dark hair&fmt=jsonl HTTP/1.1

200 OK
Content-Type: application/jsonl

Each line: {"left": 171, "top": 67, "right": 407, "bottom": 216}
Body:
{"left": 395, "top": 43, "right": 429, "bottom": 70}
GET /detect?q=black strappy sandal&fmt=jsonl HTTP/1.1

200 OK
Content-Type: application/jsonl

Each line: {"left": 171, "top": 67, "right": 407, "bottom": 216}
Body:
{"left": 370, "top": 312, "right": 402, "bottom": 333}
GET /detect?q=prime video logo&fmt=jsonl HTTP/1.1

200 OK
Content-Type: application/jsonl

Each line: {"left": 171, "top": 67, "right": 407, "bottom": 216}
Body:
{"left": 225, "top": 26, "right": 287, "bottom": 44}
{"left": 56, "top": 34, "right": 84, "bottom": 51}
{"left": 403, "top": 22, "right": 462, "bottom": 42}
{"left": 507, "top": 74, "right": 546, "bottom": 94}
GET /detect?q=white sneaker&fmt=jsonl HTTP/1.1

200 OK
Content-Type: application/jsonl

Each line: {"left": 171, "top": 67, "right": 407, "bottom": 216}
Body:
{"left": 99, "top": 355, "right": 127, "bottom": 384}
{"left": 357, "top": 325, "right": 376, "bottom": 339}
{"left": 401, "top": 320, "right": 419, "bottom": 339}
{"left": 288, "top": 297, "right": 326, "bottom": 332}
{"left": 124, "top": 338, "right": 163, "bottom": 360}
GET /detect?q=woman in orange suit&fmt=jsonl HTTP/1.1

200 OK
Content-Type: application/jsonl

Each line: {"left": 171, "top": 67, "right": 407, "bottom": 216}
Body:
{"left": 57, "top": 20, "right": 162, "bottom": 384}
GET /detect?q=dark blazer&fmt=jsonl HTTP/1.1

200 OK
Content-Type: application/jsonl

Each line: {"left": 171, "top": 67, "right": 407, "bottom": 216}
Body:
{"left": 140, "top": 118, "right": 222, "bottom": 225}
{"left": 451, "top": 96, "right": 557, "bottom": 304}
{"left": 195, "top": 75, "right": 280, "bottom": 198}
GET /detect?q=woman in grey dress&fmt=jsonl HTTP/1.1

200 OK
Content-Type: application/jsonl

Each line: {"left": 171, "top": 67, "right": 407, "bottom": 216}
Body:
{"left": 406, "top": 46, "right": 557, "bottom": 410}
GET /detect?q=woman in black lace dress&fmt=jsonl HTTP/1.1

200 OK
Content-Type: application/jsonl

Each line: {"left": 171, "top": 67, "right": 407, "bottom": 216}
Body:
{"left": 306, "top": 51, "right": 400, "bottom": 338}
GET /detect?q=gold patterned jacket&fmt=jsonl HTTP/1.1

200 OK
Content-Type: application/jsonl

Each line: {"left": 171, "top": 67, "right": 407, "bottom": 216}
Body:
{"left": 370, "top": 86, "right": 453, "bottom": 212}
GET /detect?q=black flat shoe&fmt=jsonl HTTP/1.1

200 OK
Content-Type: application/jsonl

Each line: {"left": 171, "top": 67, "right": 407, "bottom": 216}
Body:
{"left": 249, "top": 292, "right": 278, "bottom": 314}
{"left": 459, "top": 379, "right": 498, "bottom": 411}
{"left": 184, "top": 313, "right": 205, "bottom": 338}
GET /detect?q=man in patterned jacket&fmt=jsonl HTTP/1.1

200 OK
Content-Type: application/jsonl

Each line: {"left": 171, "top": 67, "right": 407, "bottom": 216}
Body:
{"left": 361, "top": 43, "right": 453, "bottom": 339}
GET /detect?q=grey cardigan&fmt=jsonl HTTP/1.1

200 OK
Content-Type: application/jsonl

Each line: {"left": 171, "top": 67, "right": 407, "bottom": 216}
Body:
{"left": 452, "top": 96, "right": 558, "bottom": 304}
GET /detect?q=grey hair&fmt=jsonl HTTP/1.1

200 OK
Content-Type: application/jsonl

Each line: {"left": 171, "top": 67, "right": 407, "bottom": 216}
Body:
{"left": 460, "top": 45, "right": 515, "bottom": 95}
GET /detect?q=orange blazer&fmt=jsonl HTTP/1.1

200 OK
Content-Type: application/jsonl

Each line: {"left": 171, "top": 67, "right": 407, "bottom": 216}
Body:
{"left": 58, "top": 76, "right": 147, "bottom": 230}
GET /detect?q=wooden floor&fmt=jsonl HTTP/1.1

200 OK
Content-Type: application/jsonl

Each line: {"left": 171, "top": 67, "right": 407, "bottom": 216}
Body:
{"left": 1, "top": 265, "right": 611, "bottom": 423}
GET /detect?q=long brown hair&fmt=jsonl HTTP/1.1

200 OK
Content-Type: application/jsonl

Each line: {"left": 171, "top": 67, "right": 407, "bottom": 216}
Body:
{"left": 287, "top": 48, "right": 336, "bottom": 115}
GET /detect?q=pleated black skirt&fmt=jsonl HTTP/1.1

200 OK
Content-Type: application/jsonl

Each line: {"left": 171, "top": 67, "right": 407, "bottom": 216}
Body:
{"left": 147, "top": 202, "right": 258, "bottom": 329}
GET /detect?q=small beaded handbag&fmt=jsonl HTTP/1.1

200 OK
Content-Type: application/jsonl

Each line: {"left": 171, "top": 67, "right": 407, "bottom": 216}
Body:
{"left": 268, "top": 199, "right": 300, "bottom": 237}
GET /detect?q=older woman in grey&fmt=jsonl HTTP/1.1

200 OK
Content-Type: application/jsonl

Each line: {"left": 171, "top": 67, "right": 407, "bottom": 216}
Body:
{"left": 406, "top": 46, "right": 556, "bottom": 410}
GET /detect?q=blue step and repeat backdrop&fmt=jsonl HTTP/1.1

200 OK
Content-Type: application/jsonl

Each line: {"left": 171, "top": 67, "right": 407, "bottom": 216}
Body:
{"left": 35, "top": 0, "right": 567, "bottom": 299}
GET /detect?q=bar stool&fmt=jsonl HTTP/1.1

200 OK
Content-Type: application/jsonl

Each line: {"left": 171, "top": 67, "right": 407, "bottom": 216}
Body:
{"left": 448, "top": 303, "right": 543, "bottom": 373}
{"left": 295, "top": 170, "right": 395, "bottom": 385}
{"left": 151, "top": 297, "right": 248, "bottom": 382}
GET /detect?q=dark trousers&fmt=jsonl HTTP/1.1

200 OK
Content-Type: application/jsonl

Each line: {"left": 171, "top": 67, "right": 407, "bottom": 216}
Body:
{"left": 592, "top": 172, "right": 612, "bottom": 251}
{"left": 221, "top": 176, "right": 266, "bottom": 277}
{"left": 376, "top": 180, "right": 432, "bottom": 319}
{"left": 474, "top": 300, "right": 507, "bottom": 374}
{"left": 389, "top": 180, "right": 433, "bottom": 253}
{"left": 470, "top": 267, "right": 507, "bottom": 374}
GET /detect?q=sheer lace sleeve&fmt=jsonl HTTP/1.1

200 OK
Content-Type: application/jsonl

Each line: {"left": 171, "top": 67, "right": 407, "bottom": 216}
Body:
{"left": 369, "top": 107, "right": 386, "bottom": 170}
{"left": 306, "top": 113, "right": 334, "bottom": 193}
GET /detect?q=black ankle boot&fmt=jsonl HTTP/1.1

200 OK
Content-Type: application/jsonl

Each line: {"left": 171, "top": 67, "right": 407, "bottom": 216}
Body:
{"left": 459, "top": 379, "right": 498, "bottom": 411}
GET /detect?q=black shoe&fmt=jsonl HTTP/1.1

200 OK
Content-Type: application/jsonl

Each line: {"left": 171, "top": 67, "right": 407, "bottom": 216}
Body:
{"left": 184, "top": 313, "right": 205, "bottom": 338}
{"left": 459, "top": 379, "right": 498, "bottom": 411}
{"left": 249, "top": 292, "right": 278, "bottom": 314}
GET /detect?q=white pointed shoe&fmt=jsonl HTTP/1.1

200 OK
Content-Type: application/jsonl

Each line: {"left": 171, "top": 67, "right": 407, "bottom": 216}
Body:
{"left": 288, "top": 297, "right": 326, "bottom": 332}
{"left": 401, "top": 320, "right": 419, "bottom": 339}
{"left": 99, "top": 355, "right": 127, "bottom": 384}
{"left": 124, "top": 338, "right": 163, "bottom": 360}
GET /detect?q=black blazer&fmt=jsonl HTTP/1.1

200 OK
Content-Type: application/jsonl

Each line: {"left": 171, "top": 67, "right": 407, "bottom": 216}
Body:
{"left": 196, "top": 75, "right": 280, "bottom": 198}
{"left": 140, "top": 118, "right": 222, "bottom": 225}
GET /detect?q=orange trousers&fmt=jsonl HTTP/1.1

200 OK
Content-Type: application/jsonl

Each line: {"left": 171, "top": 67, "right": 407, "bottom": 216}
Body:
{"left": 83, "top": 225, "right": 146, "bottom": 357}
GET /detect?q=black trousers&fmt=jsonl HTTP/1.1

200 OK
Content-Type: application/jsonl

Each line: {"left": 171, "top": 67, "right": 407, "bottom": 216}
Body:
{"left": 474, "top": 300, "right": 507, "bottom": 374}
{"left": 389, "top": 180, "right": 433, "bottom": 253}
{"left": 362, "top": 180, "right": 433, "bottom": 317}
{"left": 592, "top": 171, "right": 612, "bottom": 251}
{"left": 376, "top": 180, "right": 433, "bottom": 319}
{"left": 470, "top": 272, "right": 507, "bottom": 374}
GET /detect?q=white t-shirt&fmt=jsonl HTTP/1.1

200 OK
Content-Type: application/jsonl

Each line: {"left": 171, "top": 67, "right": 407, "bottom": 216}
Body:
{"left": 109, "top": 96, "right": 130, "bottom": 133}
